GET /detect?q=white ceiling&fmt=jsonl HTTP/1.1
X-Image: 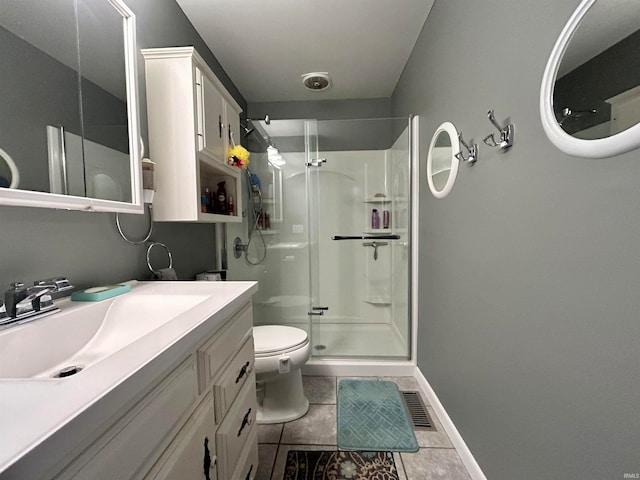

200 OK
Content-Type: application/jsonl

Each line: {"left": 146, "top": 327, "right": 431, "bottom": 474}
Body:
{"left": 176, "top": 0, "right": 435, "bottom": 103}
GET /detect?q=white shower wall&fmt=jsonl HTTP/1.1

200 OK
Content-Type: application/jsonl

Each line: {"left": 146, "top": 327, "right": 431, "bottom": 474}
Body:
{"left": 226, "top": 132, "right": 410, "bottom": 358}
{"left": 316, "top": 150, "right": 390, "bottom": 325}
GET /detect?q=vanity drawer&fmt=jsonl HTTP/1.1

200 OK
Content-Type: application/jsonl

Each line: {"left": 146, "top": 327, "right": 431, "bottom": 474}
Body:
{"left": 231, "top": 428, "right": 258, "bottom": 480}
{"left": 214, "top": 336, "right": 255, "bottom": 421}
{"left": 216, "top": 374, "right": 257, "bottom": 480}
{"left": 198, "top": 302, "right": 252, "bottom": 393}
{"left": 56, "top": 357, "right": 198, "bottom": 480}
{"left": 143, "top": 393, "right": 217, "bottom": 480}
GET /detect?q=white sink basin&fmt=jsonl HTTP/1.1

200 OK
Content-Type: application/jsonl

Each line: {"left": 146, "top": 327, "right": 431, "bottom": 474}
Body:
{"left": 0, "top": 286, "right": 209, "bottom": 379}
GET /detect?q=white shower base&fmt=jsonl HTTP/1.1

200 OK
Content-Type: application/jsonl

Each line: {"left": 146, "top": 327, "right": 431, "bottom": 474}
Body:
{"left": 310, "top": 322, "right": 408, "bottom": 358}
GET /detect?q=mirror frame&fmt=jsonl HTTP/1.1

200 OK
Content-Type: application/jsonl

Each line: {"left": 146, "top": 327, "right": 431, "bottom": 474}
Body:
{"left": 426, "top": 121, "right": 460, "bottom": 199}
{"left": 0, "top": 0, "right": 143, "bottom": 213}
{"left": 540, "top": 0, "right": 640, "bottom": 158}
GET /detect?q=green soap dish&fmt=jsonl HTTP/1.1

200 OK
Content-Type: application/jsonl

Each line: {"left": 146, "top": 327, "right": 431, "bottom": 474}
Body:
{"left": 71, "top": 284, "right": 132, "bottom": 302}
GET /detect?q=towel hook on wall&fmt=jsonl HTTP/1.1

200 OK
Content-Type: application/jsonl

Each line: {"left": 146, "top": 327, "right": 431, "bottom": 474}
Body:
{"left": 455, "top": 133, "right": 478, "bottom": 165}
{"left": 483, "top": 109, "right": 514, "bottom": 150}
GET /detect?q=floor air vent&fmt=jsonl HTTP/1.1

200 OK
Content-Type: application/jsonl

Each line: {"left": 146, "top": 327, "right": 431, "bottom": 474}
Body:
{"left": 401, "top": 391, "right": 436, "bottom": 431}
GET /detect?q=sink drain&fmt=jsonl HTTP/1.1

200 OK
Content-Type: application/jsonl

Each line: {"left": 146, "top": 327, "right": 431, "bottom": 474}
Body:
{"left": 53, "top": 365, "right": 84, "bottom": 378}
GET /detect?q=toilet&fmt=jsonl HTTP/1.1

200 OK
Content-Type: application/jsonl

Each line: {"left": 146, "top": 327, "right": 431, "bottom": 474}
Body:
{"left": 253, "top": 325, "right": 312, "bottom": 424}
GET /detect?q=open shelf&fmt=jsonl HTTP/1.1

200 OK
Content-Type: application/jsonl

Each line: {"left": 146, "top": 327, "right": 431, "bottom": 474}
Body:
{"left": 364, "top": 197, "right": 392, "bottom": 203}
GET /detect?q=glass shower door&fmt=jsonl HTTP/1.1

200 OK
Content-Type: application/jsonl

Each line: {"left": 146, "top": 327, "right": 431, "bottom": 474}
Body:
{"left": 305, "top": 118, "right": 412, "bottom": 359}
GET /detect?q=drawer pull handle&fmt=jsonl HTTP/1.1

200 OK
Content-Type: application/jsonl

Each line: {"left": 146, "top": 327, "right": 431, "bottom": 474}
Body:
{"left": 203, "top": 437, "right": 212, "bottom": 480}
{"left": 237, "top": 407, "right": 252, "bottom": 437}
{"left": 245, "top": 464, "right": 254, "bottom": 480}
{"left": 235, "top": 361, "right": 251, "bottom": 384}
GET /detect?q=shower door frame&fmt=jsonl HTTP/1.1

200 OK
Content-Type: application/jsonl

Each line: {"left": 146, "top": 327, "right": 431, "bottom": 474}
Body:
{"left": 304, "top": 117, "right": 415, "bottom": 362}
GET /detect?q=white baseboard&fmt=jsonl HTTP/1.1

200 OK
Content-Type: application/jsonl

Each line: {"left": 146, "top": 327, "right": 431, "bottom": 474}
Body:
{"left": 414, "top": 367, "right": 487, "bottom": 480}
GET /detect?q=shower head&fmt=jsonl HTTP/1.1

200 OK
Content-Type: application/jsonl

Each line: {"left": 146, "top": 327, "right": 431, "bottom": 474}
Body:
{"left": 559, "top": 107, "right": 597, "bottom": 126}
{"left": 247, "top": 115, "right": 270, "bottom": 125}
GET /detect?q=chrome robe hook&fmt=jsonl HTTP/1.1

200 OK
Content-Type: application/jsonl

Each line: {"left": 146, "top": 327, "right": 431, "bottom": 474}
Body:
{"left": 483, "top": 109, "right": 514, "bottom": 150}
{"left": 455, "top": 133, "right": 478, "bottom": 165}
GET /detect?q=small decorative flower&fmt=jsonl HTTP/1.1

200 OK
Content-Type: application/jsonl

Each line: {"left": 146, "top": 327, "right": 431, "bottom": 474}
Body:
{"left": 227, "top": 145, "right": 250, "bottom": 169}
{"left": 340, "top": 460, "right": 358, "bottom": 478}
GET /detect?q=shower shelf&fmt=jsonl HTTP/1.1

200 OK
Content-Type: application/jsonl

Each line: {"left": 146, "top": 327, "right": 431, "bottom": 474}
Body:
{"left": 364, "top": 297, "right": 391, "bottom": 305}
{"left": 364, "top": 197, "right": 392, "bottom": 203}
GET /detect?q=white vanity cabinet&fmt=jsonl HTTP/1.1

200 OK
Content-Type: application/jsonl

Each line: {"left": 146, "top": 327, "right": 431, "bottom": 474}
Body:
{"left": 142, "top": 47, "right": 243, "bottom": 223}
{"left": 50, "top": 301, "right": 258, "bottom": 480}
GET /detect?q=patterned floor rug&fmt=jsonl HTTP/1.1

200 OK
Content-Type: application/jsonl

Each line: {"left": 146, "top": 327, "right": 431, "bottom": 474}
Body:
{"left": 282, "top": 450, "right": 399, "bottom": 480}
{"left": 337, "top": 380, "right": 418, "bottom": 452}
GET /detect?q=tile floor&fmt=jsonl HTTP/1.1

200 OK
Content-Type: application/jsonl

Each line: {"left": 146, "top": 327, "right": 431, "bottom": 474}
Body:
{"left": 255, "top": 376, "right": 473, "bottom": 480}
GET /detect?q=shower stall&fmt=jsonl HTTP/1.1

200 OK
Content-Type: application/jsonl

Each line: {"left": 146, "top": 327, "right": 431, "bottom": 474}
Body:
{"left": 227, "top": 117, "right": 414, "bottom": 363}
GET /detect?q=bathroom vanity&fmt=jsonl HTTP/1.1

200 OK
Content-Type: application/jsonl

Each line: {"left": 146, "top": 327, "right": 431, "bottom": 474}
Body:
{"left": 0, "top": 281, "right": 258, "bottom": 480}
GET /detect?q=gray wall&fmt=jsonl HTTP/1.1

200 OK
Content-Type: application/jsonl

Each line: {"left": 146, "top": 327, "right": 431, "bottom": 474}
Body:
{"left": 0, "top": 0, "right": 246, "bottom": 291}
{"left": 391, "top": 1, "right": 640, "bottom": 479}
{"left": 247, "top": 99, "right": 396, "bottom": 152}
{"left": 248, "top": 97, "right": 391, "bottom": 121}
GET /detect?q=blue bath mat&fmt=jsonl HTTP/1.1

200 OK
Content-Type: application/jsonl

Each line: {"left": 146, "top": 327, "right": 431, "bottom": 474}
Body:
{"left": 337, "top": 380, "right": 418, "bottom": 452}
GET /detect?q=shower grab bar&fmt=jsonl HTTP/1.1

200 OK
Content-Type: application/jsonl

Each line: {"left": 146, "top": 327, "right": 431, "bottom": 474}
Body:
{"left": 331, "top": 234, "right": 401, "bottom": 241}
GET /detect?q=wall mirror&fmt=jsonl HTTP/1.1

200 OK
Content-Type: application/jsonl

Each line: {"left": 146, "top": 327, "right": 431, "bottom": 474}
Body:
{"left": 426, "top": 122, "right": 460, "bottom": 199}
{"left": 540, "top": 0, "right": 640, "bottom": 158}
{"left": 0, "top": 0, "right": 142, "bottom": 212}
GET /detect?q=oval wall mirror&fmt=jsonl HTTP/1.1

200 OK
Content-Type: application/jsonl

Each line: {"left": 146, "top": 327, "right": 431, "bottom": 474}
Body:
{"left": 540, "top": 0, "right": 640, "bottom": 158}
{"left": 426, "top": 122, "right": 460, "bottom": 199}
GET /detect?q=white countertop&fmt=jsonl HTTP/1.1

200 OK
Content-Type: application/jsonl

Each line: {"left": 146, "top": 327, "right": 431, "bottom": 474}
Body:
{"left": 0, "top": 281, "right": 258, "bottom": 479}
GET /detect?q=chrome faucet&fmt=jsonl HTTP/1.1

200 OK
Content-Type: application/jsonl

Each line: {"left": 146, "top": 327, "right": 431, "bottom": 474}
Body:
{"left": 1, "top": 277, "right": 73, "bottom": 327}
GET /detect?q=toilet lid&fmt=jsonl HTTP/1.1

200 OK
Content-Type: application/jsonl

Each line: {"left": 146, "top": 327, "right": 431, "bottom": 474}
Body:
{"left": 253, "top": 325, "right": 309, "bottom": 355}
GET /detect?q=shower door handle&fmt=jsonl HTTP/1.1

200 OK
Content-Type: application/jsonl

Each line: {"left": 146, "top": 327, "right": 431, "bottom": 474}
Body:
{"left": 332, "top": 235, "right": 401, "bottom": 241}
{"left": 309, "top": 306, "right": 328, "bottom": 316}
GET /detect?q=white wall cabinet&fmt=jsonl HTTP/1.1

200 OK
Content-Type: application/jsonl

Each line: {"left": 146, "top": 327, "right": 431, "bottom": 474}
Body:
{"left": 142, "top": 47, "right": 243, "bottom": 223}
{"left": 52, "top": 301, "right": 258, "bottom": 480}
{"left": 196, "top": 68, "right": 225, "bottom": 164}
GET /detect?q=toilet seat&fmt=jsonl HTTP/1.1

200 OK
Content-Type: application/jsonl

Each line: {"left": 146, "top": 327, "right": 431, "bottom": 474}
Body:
{"left": 254, "top": 325, "right": 309, "bottom": 357}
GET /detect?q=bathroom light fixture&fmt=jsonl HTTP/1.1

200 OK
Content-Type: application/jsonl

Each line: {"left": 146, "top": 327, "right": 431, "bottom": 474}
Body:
{"left": 301, "top": 72, "right": 331, "bottom": 91}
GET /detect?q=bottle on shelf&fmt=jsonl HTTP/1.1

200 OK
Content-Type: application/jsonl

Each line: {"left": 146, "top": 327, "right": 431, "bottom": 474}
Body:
{"left": 371, "top": 209, "right": 380, "bottom": 229}
{"left": 215, "top": 181, "right": 227, "bottom": 215}
{"left": 202, "top": 186, "right": 210, "bottom": 213}
{"left": 383, "top": 209, "right": 390, "bottom": 229}
{"left": 207, "top": 187, "right": 215, "bottom": 213}
{"left": 228, "top": 195, "right": 234, "bottom": 215}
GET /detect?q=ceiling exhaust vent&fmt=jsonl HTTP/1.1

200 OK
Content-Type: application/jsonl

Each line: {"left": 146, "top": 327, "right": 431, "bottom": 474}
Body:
{"left": 301, "top": 72, "right": 331, "bottom": 91}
